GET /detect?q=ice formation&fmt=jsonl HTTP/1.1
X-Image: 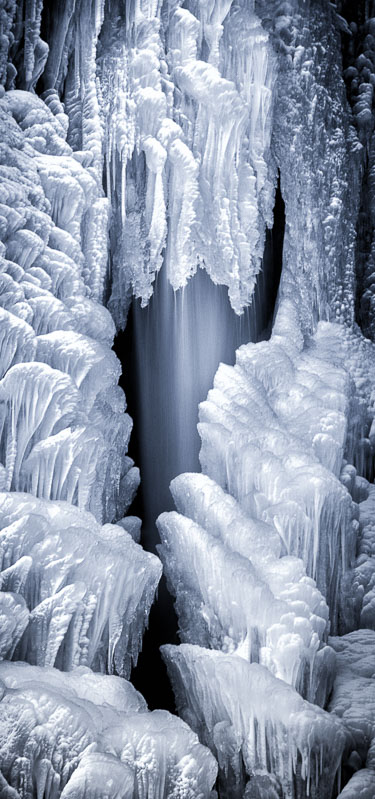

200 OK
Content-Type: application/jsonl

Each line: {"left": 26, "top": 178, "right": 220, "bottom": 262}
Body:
{"left": 0, "top": 492, "right": 162, "bottom": 675}
{"left": 31, "top": 0, "right": 278, "bottom": 326}
{"left": 158, "top": 317, "right": 369, "bottom": 794}
{"left": 155, "top": 2, "right": 375, "bottom": 796}
{"left": 0, "top": 22, "right": 219, "bottom": 796}
{"left": 0, "top": 660, "right": 217, "bottom": 798}
{"left": 162, "top": 644, "right": 347, "bottom": 799}
{"left": 0, "top": 0, "right": 375, "bottom": 798}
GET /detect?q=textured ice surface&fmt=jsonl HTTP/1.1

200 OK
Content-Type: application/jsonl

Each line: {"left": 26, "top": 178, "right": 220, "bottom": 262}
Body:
{"left": 269, "top": 1, "right": 360, "bottom": 334}
{"left": 0, "top": 492, "right": 161, "bottom": 676}
{"left": 161, "top": 310, "right": 375, "bottom": 791}
{"left": 337, "top": 771, "right": 375, "bottom": 798}
{"left": 349, "top": 483, "right": 375, "bottom": 629}
{"left": 0, "top": 89, "right": 138, "bottom": 523}
{"left": 0, "top": 661, "right": 217, "bottom": 798}
{"left": 157, "top": 501, "right": 332, "bottom": 703}
{"left": 162, "top": 643, "right": 346, "bottom": 799}
{"left": 2, "top": 2, "right": 375, "bottom": 798}
{"left": 329, "top": 631, "right": 375, "bottom": 780}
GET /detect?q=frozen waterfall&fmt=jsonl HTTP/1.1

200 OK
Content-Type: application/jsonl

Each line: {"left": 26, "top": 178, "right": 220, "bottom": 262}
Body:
{"left": 0, "top": 0, "right": 374, "bottom": 798}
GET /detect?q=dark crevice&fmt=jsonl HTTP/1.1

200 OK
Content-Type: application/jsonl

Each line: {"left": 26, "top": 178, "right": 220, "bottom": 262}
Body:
{"left": 337, "top": 0, "right": 375, "bottom": 338}
{"left": 255, "top": 173, "right": 285, "bottom": 337}
{"left": 116, "top": 300, "right": 178, "bottom": 712}
{"left": 113, "top": 177, "right": 285, "bottom": 711}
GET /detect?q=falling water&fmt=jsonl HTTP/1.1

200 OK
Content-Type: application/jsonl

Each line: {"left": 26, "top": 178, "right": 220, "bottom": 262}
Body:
{"left": 131, "top": 265, "right": 257, "bottom": 546}
{"left": 115, "top": 182, "right": 284, "bottom": 708}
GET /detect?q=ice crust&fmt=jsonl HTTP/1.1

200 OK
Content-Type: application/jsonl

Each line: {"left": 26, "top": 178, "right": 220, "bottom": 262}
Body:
{"left": 0, "top": 492, "right": 161, "bottom": 676}
{"left": 0, "top": 89, "right": 138, "bottom": 524}
{"left": 162, "top": 643, "right": 347, "bottom": 799}
{"left": 0, "top": 660, "right": 217, "bottom": 798}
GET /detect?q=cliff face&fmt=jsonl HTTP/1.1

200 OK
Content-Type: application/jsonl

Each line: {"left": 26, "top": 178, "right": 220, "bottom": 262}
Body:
{"left": 0, "top": 1, "right": 375, "bottom": 798}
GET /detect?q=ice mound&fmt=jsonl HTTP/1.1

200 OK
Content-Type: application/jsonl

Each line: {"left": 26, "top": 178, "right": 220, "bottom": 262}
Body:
{"left": 162, "top": 643, "right": 347, "bottom": 799}
{"left": 0, "top": 660, "right": 217, "bottom": 798}
{"left": 197, "top": 318, "right": 362, "bottom": 629}
{"left": 157, "top": 496, "right": 333, "bottom": 704}
{"left": 0, "top": 492, "right": 161, "bottom": 676}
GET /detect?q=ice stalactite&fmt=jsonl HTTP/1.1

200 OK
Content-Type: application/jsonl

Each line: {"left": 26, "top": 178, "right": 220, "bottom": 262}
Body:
{"left": 154, "top": 2, "right": 375, "bottom": 796}
{"left": 0, "top": 34, "right": 220, "bottom": 793}
{"left": 0, "top": 492, "right": 162, "bottom": 675}
{"left": 0, "top": 89, "right": 138, "bottom": 523}
{"left": 0, "top": 84, "right": 159, "bottom": 673}
{"left": 93, "top": 0, "right": 278, "bottom": 325}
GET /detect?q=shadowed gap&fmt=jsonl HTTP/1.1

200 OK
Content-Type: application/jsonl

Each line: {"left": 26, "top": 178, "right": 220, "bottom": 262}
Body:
{"left": 114, "top": 179, "right": 285, "bottom": 710}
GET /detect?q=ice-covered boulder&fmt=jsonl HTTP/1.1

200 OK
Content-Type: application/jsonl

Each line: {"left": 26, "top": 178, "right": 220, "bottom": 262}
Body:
{"left": 0, "top": 90, "right": 138, "bottom": 523}
{"left": 0, "top": 661, "right": 217, "bottom": 798}
{"left": 0, "top": 492, "right": 161, "bottom": 676}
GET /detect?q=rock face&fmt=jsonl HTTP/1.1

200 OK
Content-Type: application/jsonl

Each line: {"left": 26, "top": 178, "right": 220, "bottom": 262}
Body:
{"left": 0, "top": 1, "right": 375, "bottom": 798}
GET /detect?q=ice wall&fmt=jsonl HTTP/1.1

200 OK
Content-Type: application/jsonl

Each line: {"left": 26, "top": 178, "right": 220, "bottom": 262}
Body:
{"left": 0, "top": 81, "right": 158, "bottom": 676}
{"left": 155, "top": 2, "right": 375, "bottom": 796}
{"left": 0, "top": 47, "right": 219, "bottom": 795}
{"left": 1, "top": 1, "right": 375, "bottom": 798}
